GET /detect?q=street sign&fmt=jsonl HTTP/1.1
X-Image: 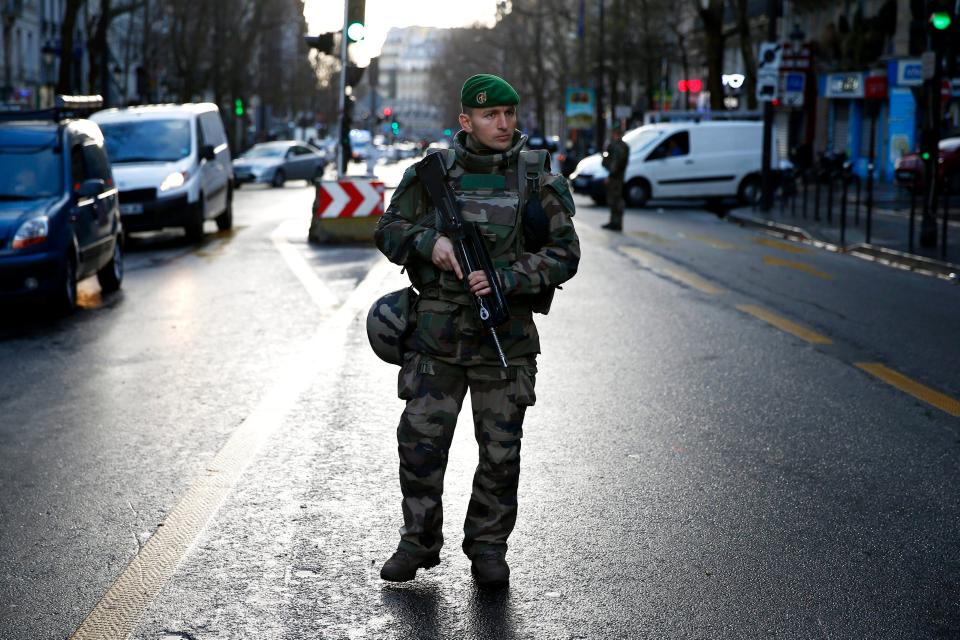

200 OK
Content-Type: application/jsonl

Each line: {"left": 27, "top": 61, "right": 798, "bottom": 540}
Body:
{"left": 757, "top": 42, "right": 782, "bottom": 102}
{"left": 614, "top": 105, "right": 631, "bottom": 119}
{"left": 782, "top": 72, "right": 805, "bottom": 107}
{"left": 565, "top": 87, "right": 595, "bottom": 129}
{"left": 315, "top": 180, "right": 385, "bottom": 218}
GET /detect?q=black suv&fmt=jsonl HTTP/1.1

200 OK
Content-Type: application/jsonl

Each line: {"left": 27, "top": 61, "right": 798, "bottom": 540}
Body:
{"left": 0, "top": 97, "right": 123, "bottom": 313}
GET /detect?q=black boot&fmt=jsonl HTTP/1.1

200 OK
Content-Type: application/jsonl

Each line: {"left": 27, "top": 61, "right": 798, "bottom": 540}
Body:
{"left": 602, "top": 222, "right": 622, "bottom": 231}
{"left": 470, "top": 550, "right": 510, "bottom": 588}
{"left": 380, "top": 549, "right": 441, "bottom": 582}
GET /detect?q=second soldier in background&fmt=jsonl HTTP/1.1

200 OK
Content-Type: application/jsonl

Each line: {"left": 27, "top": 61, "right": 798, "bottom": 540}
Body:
{"left": 602, "top": 123, "right": 629, "bottom": 232}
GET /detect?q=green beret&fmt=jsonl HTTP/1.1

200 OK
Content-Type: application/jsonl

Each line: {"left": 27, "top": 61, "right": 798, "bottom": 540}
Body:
{"left": 461, "top": 74, "right": 519, "bottom": 109}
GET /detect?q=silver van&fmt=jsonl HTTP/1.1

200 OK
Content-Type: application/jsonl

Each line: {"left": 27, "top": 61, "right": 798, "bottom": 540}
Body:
{"left": 92, "top": 104, "right": 233, "bottom": 242}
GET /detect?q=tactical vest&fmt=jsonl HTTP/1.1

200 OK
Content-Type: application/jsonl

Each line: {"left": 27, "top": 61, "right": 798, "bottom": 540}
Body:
{"left": 414, "top": 148, "right": 553, "bottom": 313}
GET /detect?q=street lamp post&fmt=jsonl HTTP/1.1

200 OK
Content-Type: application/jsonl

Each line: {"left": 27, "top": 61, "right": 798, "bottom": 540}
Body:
{"left": 41, "top": 40, "right": 56, "bottom": 107}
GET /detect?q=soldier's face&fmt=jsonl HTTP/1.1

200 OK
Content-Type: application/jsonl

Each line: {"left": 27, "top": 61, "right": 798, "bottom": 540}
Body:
{"left": 459, "top": 106, "right": 517, "bottom": 151}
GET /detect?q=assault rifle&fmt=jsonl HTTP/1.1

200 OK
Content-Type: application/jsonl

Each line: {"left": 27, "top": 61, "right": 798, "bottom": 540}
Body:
{"left": 416, "top": 152, "right": 510, "bottom": 368}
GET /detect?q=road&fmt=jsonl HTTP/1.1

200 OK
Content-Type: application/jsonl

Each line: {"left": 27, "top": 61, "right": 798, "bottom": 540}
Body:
{"left": 1, "top": 161, "right": 958, "bottom": 639}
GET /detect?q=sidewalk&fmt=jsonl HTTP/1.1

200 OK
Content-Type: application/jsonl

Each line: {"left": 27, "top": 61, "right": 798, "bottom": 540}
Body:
{"left": 728, "top": 180, "right": 960, "bottom": 278}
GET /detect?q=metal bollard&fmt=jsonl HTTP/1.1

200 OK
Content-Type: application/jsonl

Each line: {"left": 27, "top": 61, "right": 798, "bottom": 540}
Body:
{"left": 826, "top": 173, "right": 834, "bottom": 225}
{"left": 791, "top": 174, "right": 797, "bottom": 217}
{"left": 802, "top": 172, "right": 809, "bottom": 219}
{"left": 840, "top": 175, "right": 849, "bottom": 247}
{"left": 909, "top": 175, "right": 917, "bottom": 253}
{"left": 943, "top": 181, "right": 950, "bottom": 261}
{"left": 854, "top": 176, "right": 862, "bottom": 225}
{"left": 814, "top": 172, "right": 821, "bottom": 222}
{"left": 865, "top": 162, "right": 875, "bottom": 244}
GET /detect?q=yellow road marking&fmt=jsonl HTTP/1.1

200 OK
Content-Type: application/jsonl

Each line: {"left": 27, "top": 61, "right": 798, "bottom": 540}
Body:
{"left": 763, "top": 255, "right": 835, "bottom": 280}
{"left": 662, "top": 268, "right": 726, "bottom": 295}
{"left": 628, "top": 230, "right": 673, "bottom": 245}
{"left": 736, "top": 304, "right": 833, "bottom": 344}
{"left": 752, "top": 237, "right": 813, "bottom": 254}
{"left": 620, "top": 246, "right": 725, "bottom": 294}
{"left": 687, "top": 234, "right": 737, "bottom": 250}
{"left": 855, "top": 363, "right": 960, "bottom": 417}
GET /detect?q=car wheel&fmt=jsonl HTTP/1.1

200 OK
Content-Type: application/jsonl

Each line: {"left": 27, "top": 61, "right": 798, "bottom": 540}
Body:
{"left": 272, "top": 169, "right": 286, "bottom": 188}
{"left": 54, "top": 253, "right": 78, "bottom": 315}
{"left": 234, "top": 181, "right": 242, "bottom": 190}
{"left": 738, "top": 175, "right": 762, "bottom": 206}
{"left": 590, "top": 193, "right": 607, "bottom": 207}
{"left": 625, "top": 179, "right": 650, "bottom": 208}
{"left": 184, "top": 198, "right": 205, "bottom": 243}
{"left": 216, "top": 189, "right": 234, "bottom": 231}
{"left": 96, "top": 236, "right": 124, "bottom": 293}
{"left": 312, "top": 166, "right": 324, "bottom": 184}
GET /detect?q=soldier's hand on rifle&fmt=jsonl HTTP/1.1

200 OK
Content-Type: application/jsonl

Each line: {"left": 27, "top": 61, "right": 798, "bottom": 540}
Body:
{"left": 468, "top": 270, "right": 500, "bottom": 297}
{"left": 432, "top": 235, "right": 463, "bottom": 279}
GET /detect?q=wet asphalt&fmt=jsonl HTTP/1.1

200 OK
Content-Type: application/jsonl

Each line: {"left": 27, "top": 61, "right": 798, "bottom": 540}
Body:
{"left": 0, "top": 163, "right": 958, "bottom": 639}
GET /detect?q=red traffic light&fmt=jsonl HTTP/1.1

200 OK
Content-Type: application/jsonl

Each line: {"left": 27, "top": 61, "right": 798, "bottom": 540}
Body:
{"left": 383, "top": 107, "right": 392, "bottom": 117}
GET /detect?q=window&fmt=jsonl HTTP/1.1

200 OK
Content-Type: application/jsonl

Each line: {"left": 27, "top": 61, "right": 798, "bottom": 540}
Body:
{"left": 646, "top": 131, "right": 690, "bottom": 161}
{"left": 199, "top": 112, "right": 226, "bottom": 147}
{"left": 82, "top": 143, "right": 113, "bottom": 183}
{"left": 70, "top": 144, "right": 88, "bottom": 186}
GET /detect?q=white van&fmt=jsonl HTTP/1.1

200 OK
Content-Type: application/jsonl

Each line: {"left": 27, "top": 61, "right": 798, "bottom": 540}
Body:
{"left": 92, "top": 104, "right": 233, "bottom": 242}
{"left": 570, "top": 121, "right": 775, "bottom": 207}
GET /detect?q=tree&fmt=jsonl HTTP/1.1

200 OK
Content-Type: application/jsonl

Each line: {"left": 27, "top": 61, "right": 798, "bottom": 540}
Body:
{"left": 57, "top": 0, "right": 86, "bottom": 94}
{"left": 694, "top": 0, "right": 727, "bottom": 111}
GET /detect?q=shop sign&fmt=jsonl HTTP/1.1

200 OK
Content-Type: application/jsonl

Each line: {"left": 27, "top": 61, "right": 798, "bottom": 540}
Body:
{"left": 895, "top": 59, "right": 923, "bottom": 86}
{"left": 865, "top": 75, "right": 888, "bottom": 100}
{"left": 782, "top": 72, "right": 805, "bottom": 107}
{"left": 824, "top": 73, "right": 865, "bottom": 98}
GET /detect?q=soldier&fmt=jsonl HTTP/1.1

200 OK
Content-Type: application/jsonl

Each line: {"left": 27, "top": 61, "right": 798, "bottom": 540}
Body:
{"left": 601, "top": 123, "right": 630, "bottom": 232}
{"left": 372, "top": 74, "right": 580, "bottom": 588}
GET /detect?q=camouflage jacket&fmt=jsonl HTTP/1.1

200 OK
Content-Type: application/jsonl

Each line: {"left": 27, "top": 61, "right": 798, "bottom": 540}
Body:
{"left": 374, "top": 130, "right": 581, "bottom": 366}
{"left": 602, "top": 139, "right": 629, "bottom": 179}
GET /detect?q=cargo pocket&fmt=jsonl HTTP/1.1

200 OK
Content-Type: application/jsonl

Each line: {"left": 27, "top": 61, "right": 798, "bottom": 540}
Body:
{"left": 397, "top": 353, "right": 421, "bottom": 400}
{"left": 511, "top": 364, "right": 537, "bottom": 407}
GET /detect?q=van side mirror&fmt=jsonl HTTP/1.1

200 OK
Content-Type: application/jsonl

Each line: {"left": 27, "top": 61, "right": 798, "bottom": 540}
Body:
{"left": 200, "top": 144, "right": 216, "bottom": 161}
{"left": 77, "top": 178, "right": 106, "bottom": 198}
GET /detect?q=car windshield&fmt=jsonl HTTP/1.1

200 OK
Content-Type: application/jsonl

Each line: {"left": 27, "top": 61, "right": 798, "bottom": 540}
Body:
{"left": 622, "top": 128, "right": 663, "bottom": 151}
{"left": 0, "top": 144, "right": 62, "bottom": 199}
{"left": 99, "top": 119, "right": 192, "bottom": 163}
{"left": 939, "top": 137, "right": 960, "bottom": 151}
{"left": 243, "top": 146, "right": 287, "bottom": 158}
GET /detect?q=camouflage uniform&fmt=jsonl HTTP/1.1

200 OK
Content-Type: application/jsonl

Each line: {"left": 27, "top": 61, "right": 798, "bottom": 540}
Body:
{"left": 374, "top": 130, "right": 580, "bottom": 559}
{"left": 603, "top": 138, "right": 630, "bottom": 229}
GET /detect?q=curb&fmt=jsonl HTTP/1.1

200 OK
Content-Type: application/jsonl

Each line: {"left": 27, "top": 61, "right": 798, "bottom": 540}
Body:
{"left": 726, "top": 211, "right": 959, "bottom": 282}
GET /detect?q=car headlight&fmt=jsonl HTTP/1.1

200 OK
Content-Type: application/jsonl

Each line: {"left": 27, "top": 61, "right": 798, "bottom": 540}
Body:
{"left": 159, "top": 171, "right": 188, "bottom": 192}
{"left": 12, "top": 215, "right": 49, "bottom": 250}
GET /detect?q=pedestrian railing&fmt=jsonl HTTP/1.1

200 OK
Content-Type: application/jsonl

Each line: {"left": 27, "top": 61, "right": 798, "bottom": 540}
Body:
{"left": 769, "top": 163, "right": 954, "bottom": 261}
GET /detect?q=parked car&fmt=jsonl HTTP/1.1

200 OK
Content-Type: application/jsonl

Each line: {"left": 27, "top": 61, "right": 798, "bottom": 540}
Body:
{"left": 233, "top": 141, "right": 327, "bottom": 188}
{"left": 91, "top": 103, "right": 233, "bottom": 243}
{"left": 894, "top": 136, "right": 960, "bottom": 191}
{"left": 0, "top": 96, "right": 124, "bottom": 313}
{"left": 570, "top": 121, "right": 776, "bottom": 207}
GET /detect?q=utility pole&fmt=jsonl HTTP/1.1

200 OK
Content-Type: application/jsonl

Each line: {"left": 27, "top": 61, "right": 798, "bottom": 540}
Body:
{"left": 759, "top": 0, "right": 780, "bottom": 211}
{"left": 595, "top": 0, "right": 605, "bottom": 150}
{"left": 336, "top": 0, "right": 349, "bottom": 180}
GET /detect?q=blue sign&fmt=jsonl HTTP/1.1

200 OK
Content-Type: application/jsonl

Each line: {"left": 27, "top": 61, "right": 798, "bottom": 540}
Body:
{"left": 565, "top": 87, "right": 595, "bottom": 129}
{"left": 887, "top": 88, "right": 916, "bottom": 177}
{"left": 894, "top": 59, "right": 923, "bottom": 87}
{"left": 785, "top": 73, "right": 805, "bottom": 92}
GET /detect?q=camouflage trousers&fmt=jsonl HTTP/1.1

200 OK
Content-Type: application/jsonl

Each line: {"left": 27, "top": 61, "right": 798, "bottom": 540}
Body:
{"left": 608, "top": 177, "right": 625, "bottom": 227}
{"left": 394, "top": 352, "right": 537, "bottom": 559}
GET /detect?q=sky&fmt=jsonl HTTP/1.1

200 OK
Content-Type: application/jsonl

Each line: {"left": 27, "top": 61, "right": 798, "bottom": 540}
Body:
{"left": 303, "top": 0, "right": 499, "bottom": 65}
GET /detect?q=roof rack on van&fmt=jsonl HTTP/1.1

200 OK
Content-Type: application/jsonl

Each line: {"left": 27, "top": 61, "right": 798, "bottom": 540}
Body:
{"left": 642, "top": 110, "right": 762, "bottom": 125}
{"left": 0, "top": 94, "right": 104, "bottom": 123}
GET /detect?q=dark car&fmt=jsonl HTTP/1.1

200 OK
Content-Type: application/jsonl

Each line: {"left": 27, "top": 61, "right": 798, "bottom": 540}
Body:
{"left": 894, "top": 136, "right": 960, "bottom": 191}
{"left": 0, "top": 97, "right": 124, "bottom": 314}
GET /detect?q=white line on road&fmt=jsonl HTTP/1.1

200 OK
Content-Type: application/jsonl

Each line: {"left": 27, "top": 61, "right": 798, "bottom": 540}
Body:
{"left": 271, "top": 219, "right": 340, "bottom": 308}
{"left": 70, "top": 229, "right": 397, "bottom": 640}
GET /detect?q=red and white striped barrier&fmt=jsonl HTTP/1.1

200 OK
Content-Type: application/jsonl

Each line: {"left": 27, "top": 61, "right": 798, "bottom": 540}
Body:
{"left": 315, "top": 180, "right": 385, "bottom": 219}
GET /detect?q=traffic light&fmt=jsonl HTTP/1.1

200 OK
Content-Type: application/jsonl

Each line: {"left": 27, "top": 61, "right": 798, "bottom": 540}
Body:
{"left": 383, "top": 107, "right": 392, "bottom": 118}
{"left": 927, "top": 0, "right": 956, "bottom": 49}
{"left": 234, "top": 98, "right": 244, "bottom": 117}
{"left": 304, "top": 32, "right": 336, "bottom": 56}
{"left": 391, "top": 120, "right": 400, "bottom": 135}
{"left": 347, "top": 0, "right": 366, "bottom": 42}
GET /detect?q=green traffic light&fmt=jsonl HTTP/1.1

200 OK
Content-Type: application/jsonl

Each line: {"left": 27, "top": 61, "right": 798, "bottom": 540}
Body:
{"left": 346, "top": 21, "right": 365, "bottom": 41}
{"left": 234, "top": 98, "right": 244, "bottom": 116}
{"left": 931, "top": 11, "right": 952, "bottom": 29}
{"left": 443, "top": 128, "right": 452, "bottom": 136}
{"left": 922, "top": 152, "right": 931, "bottom": 160}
